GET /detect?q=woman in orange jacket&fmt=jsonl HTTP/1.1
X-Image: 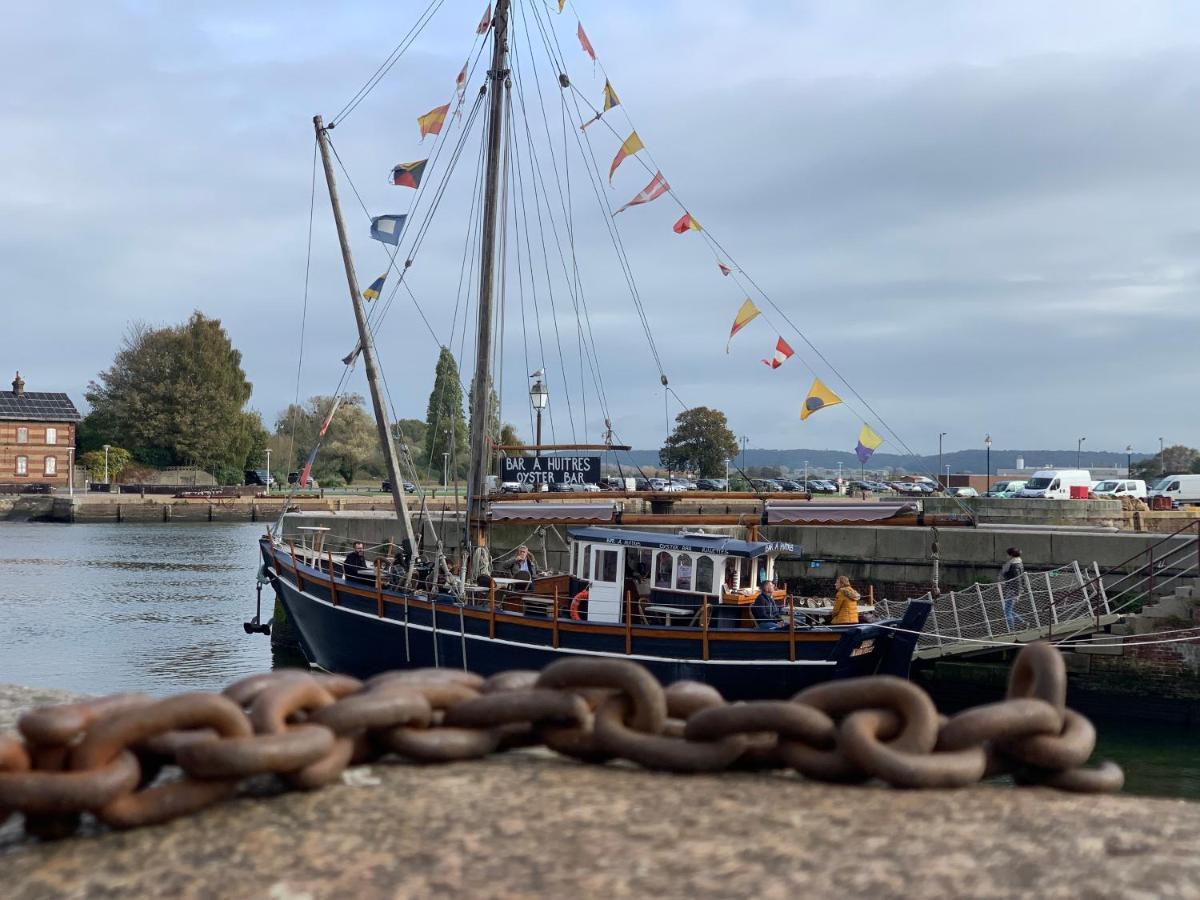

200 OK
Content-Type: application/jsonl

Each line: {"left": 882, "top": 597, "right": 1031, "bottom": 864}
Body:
{"left": 830, "top": 575, "right": 861, "bottom": 625}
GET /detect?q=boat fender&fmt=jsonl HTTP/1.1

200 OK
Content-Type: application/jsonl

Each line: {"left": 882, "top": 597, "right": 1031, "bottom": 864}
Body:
{"left": 569, "top": 588, "right": 589, "bottom": 621}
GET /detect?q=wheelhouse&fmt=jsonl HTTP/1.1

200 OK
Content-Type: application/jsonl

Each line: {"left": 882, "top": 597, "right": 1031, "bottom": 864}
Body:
{"left": 567, "top": 527, "right": 797, "bottom": 625}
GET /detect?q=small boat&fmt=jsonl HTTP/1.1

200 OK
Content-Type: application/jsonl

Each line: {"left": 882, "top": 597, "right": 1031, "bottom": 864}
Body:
{"left": 260, "top": 525, "right": 929, "bottom": 698}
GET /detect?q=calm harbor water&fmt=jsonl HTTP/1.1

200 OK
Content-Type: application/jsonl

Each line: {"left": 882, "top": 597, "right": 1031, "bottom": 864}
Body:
{"left": 0, "top": 521, "right": 1196, "bottom": 799}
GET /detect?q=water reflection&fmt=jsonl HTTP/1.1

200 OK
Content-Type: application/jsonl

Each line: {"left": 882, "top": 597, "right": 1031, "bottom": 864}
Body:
{"left": 0, "top": 522, "right": 273, "bottom": 695}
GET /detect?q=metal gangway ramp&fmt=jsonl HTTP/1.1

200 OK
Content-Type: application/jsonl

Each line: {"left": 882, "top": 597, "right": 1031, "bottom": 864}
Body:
{"left": 876, "top": 561, "right": 1119, "bottom": 659}
{"left": 876, "top": 520, "right": 1200, "bottom": 659}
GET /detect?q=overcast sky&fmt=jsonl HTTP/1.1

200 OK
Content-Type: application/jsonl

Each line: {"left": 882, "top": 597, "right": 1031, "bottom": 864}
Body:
{"left": 4, "top": 1, "right": 1199, "bottom": 457}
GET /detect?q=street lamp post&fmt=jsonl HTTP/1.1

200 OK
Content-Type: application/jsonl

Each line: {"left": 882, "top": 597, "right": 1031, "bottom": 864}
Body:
{"left": 103, "top": 444, "right": 110, "bottom": 485}
{"left": 1076, "top": 437, "right": 1085, "bottom": 468}
{"left": 836, "top": 461, "right": 843, "bottom": 493}
{"left": 804, "top": 459, "right": 809, "bottom": 488}
{"left": 938, "top": 432, "right": 947, "bottom": 490}
{"left": 68, "top": 446, "right": 74, "bottom": 497}
{"left": 1160, "top": 437, "right": 1165, "bottom": 475}
{"left": 265, "top": 448, "right": 271, "bottom": 495}
{"left": 442, "top": 452, "right": 449, "bottom": 489}
{"left": 724, "top": 458, "right": 730, "bottom": 491}
{"left": 740, "top": 435, "right": 749, "bottom": 475}
{"left": 984, "top": 434, "right": 992, "bottom": 490}
{"left": 529, "top": 373, "right": 548, "bottom": 457}
{"left": 1125, "top": 444, "right": 1133, "bottom": 476}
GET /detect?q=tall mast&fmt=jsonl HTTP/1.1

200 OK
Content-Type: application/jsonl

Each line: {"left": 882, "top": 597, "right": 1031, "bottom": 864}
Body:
{"left": 313, "top": 115, "right": 419, "bottom": 568}
{"left": 466, "top": 0, "right": 511, "bottom": 558}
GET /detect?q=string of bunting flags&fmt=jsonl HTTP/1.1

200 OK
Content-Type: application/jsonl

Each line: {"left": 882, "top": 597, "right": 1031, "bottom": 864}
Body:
{"left": 557, "top": 2, "right": 886, "bottom": 465}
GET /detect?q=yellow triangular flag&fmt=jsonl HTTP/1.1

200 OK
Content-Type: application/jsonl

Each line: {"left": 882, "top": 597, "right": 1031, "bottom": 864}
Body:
{"left": 609, "top": 131, "right": 644, "bottom": 183}
{"left": 725, "top": 299, "right": 760, "bottom": 352}
{"left": 800, "top": 378, "right": 842, "bottom": 420}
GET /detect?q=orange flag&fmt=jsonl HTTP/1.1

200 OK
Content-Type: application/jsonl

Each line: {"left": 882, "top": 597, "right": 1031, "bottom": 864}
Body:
{"left": 609, "top": 132, "right": 644, "bottom": 183}
{"left": 726, "top": 299, "right": 760, "bottom": 352}
{"left": 476, "top": 3, "right": 491, "bottom": 34}
{"left": 418, "top": 104, "right": 450, "bottom": 141}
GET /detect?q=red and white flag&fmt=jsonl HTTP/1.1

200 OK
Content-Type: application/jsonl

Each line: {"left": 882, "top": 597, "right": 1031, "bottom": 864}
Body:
{"left": 761, "top": 337, "right": 794, "bottom": 369}
{"left": 614, "top": 171, "right": 669, "bottom": 215}
{"left": 476, "top": 3, "right": 491, "bottom": 34}
{"left": 718, "top": 262, "right": 732, "bottom": 276}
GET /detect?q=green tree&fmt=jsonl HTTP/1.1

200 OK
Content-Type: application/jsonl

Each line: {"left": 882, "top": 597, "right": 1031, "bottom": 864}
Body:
{"left": 423, "top": 348, "right": 469, "bottom": 478}
{"left": 79, "top": 447, "right": 131, "bottom": 483}
{"left": 659, "top": 406, "right": 739, "bottom": 477}
{"left": 84, "top": 313, "right": 265, "bottom": 479}
{"left": 1130, "top": 445, "right": 1199, "bottom": 482}
{"left": 273, "top": 394, "right": 382, "bottom": 486}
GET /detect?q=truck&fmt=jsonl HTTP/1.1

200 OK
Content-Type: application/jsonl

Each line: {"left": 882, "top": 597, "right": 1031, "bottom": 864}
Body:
{"left": 1016, "top": 469, "right": 1092, "bottom": 499}
{"left": 1148, "top": 474, "right": 1200, "bottom": 507}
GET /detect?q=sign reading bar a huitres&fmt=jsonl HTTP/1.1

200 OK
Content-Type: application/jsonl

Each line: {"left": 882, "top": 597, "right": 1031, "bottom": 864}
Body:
{"left": 501, "top": 455, "right": 600, "bottom": 486}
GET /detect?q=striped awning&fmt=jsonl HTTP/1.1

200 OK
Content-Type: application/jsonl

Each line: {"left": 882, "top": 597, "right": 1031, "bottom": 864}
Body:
{"left": 765, "top": 501, "right": 915, "bottom": 525}
{"left": 489, "top": 502, "right": 616, "bottom": 522}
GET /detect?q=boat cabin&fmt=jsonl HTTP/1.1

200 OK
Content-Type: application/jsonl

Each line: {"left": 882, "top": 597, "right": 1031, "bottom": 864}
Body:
{"left": 567, "top": 527, "right": 797, "bottom": 626}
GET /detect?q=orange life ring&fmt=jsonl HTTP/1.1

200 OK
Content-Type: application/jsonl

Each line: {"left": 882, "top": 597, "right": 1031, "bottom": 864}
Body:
{"left": 570, "top": 588, "right": 589, "bottom": 621}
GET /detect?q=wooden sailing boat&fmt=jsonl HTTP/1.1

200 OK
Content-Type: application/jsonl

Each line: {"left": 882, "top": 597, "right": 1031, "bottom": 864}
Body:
{"left": 257, "top": 0, "right": 931, "bottom": 697}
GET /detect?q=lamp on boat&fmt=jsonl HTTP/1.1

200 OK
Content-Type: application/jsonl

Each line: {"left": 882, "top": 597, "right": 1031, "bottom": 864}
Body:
{"left": 529, "top": 372, "right": 548, "bottom": 456}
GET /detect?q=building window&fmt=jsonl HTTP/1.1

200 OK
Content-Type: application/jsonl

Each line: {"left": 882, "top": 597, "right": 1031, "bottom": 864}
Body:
{"left": 15, "top": 456, "right": 27, "bottom": 476}
{"left": 17, "top": 427, "right": 28, "bottom": 444}
{"left": 45, "top": 427, "right": 57, "bottom": 445}
{"left": 45, "top": 456, "right": 57, "bottom": 476}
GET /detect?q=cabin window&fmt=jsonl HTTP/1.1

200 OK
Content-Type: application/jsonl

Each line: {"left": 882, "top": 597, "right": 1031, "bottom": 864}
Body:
{"left": 45, "top": 427, "right": 57, "bottom": 445}
{"left": 16, "top": 427, "right": 27, "bottom": 444}
{"left": 675, "top": 554, "right": 693, "bottom": 591}
{"left": 654, "top": 551, "right": 672, "bottom": 589}
{"left": 696, "top": 556, "right": 714, "bottom": 594}
{"left": 635, "top": 548, "right": 652, "bottom": 580}
{"left": 44, "top": 456, "right": 56, "bottom": 476}
{"left": 15, "top": 455, "right": 27, "bottom": 476}
{"left": 581, "top": 545, "right": 592, "bottom": 580}
{"left": 597, "top": 549, "right": 619, "bottom": 583}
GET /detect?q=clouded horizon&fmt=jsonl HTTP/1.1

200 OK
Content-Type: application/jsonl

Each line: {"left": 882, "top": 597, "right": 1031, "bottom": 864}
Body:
{"left": 4, "top": 1, "right": 1198, "bottom": 457}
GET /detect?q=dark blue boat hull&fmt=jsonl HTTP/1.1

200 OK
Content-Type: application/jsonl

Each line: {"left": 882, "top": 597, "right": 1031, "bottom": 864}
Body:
{"left": 261, "top": 539, "right": 929, "bottom": 699}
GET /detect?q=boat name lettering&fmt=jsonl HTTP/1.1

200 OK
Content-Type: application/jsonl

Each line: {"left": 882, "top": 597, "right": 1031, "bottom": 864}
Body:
{"left": 850, "top": 639, "right": 876, "bottom": 657}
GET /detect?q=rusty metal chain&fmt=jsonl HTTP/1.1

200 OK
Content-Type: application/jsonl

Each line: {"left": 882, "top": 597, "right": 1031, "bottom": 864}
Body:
{"left": 0, "top": 643, "right": 1124, "bottom": 838}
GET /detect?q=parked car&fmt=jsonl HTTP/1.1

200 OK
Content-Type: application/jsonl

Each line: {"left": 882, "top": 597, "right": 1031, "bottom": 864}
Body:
{"left": 244, "top": 469, "right": 274, "bottom": 487}
{"left": 696, "top": 478, "right": 728, "bottom": 491}
{"left": 665, "top": 479, "right": 691, "bottom": 493}
{"left": 984, "top": 480, "right": 1026, "bottom": 498}
{"left": 381, "top": 480, "right": 417, "bottom": 493}
{"left": 751, "top": 478, "right": 783, "bottom": 492}
{"left": 776, "top": 479, "right": 803, "bottom": 492}
{"left": 286, "top": 472, "right": 316, "bottom": 488}
{"left": 550, "top": 481, "right": 601, "bottom": 493}
{"left": 647, "top": 477, "right": 669, "bottom": 492}
{"left": 1091, "top": 479, "right": 1147, "bottom": 500}
{"left": 634, "top": 477, "right": 652, "bottom": 491}
{"left": 946, "top": 487, "right": 979, "bottom": 498}
{"left": 806, "top": 480, "right": 838, "bottom": 494}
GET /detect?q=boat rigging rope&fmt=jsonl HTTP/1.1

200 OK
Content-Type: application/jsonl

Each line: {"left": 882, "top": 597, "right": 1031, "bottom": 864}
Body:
{"left": 872, "top": 621, "right": 1200, "bottom": 650}
{"left": 285, "top": 138, "right": 320, "bottom": 478}
{"left": 330, "top": 0, "right": 449, "bottom": 127}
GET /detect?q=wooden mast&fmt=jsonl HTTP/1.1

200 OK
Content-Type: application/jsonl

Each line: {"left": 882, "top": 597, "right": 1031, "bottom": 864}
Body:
{"left": 466, "top": 0, "right": 511, "bottom": 569}
{"left": 312, "top": 114, "right": 418, "bottom": 571}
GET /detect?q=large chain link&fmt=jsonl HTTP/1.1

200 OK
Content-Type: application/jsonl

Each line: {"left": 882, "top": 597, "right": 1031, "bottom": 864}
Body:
{"left": 0, "top": 643, "right": 1123, "bottom": 838}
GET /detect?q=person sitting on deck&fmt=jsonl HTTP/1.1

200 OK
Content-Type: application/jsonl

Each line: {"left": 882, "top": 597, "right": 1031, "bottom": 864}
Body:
{"left": 752, "top": 579, "right": 783, "bottom": 629}
{"left": 831, "top": 575, "right": 861, "bottom": 625}
{"left": 504, "top": 545, "right": 538, "bottom": 589}
{"left": 342, "top": 542, "right": 369, "bottom": 582}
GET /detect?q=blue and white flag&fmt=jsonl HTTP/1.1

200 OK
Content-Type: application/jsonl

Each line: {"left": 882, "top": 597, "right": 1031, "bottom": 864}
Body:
{"left": 370, "top": 214, "right": 407, "bottom": 245}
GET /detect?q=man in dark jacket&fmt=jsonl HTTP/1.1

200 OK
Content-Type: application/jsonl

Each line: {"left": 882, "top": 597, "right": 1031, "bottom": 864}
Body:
{"left": 505, "top": 545, "right": 538, "bottom": 589}
{"left": 342, "top": 541, "right": 369, "bottom": 581}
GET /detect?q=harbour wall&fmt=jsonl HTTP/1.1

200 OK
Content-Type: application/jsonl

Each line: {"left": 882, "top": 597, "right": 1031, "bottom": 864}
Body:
{"left": 277, "top": 510, "right": 1199, "bottom": 595}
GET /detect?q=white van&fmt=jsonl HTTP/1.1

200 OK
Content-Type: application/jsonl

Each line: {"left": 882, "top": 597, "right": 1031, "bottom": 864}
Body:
{"left": 1149, "top": 474, "right": 1200, "bottom": 507}
{"left": 1017, "top": 469, "right": 1092, "bottom": 499}
{"left": 1091, "top": 479, "right": 1147, "bottom": 499}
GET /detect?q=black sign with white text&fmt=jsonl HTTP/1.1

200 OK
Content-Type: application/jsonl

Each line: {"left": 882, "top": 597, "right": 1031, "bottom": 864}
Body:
{"left": 501, "top": 455, "right": 600, "bottom": 486}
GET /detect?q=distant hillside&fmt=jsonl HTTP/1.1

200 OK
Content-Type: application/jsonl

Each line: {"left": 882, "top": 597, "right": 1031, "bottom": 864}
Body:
{"left": 618, "top": 448, "right": 1146, "bottom": 476}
